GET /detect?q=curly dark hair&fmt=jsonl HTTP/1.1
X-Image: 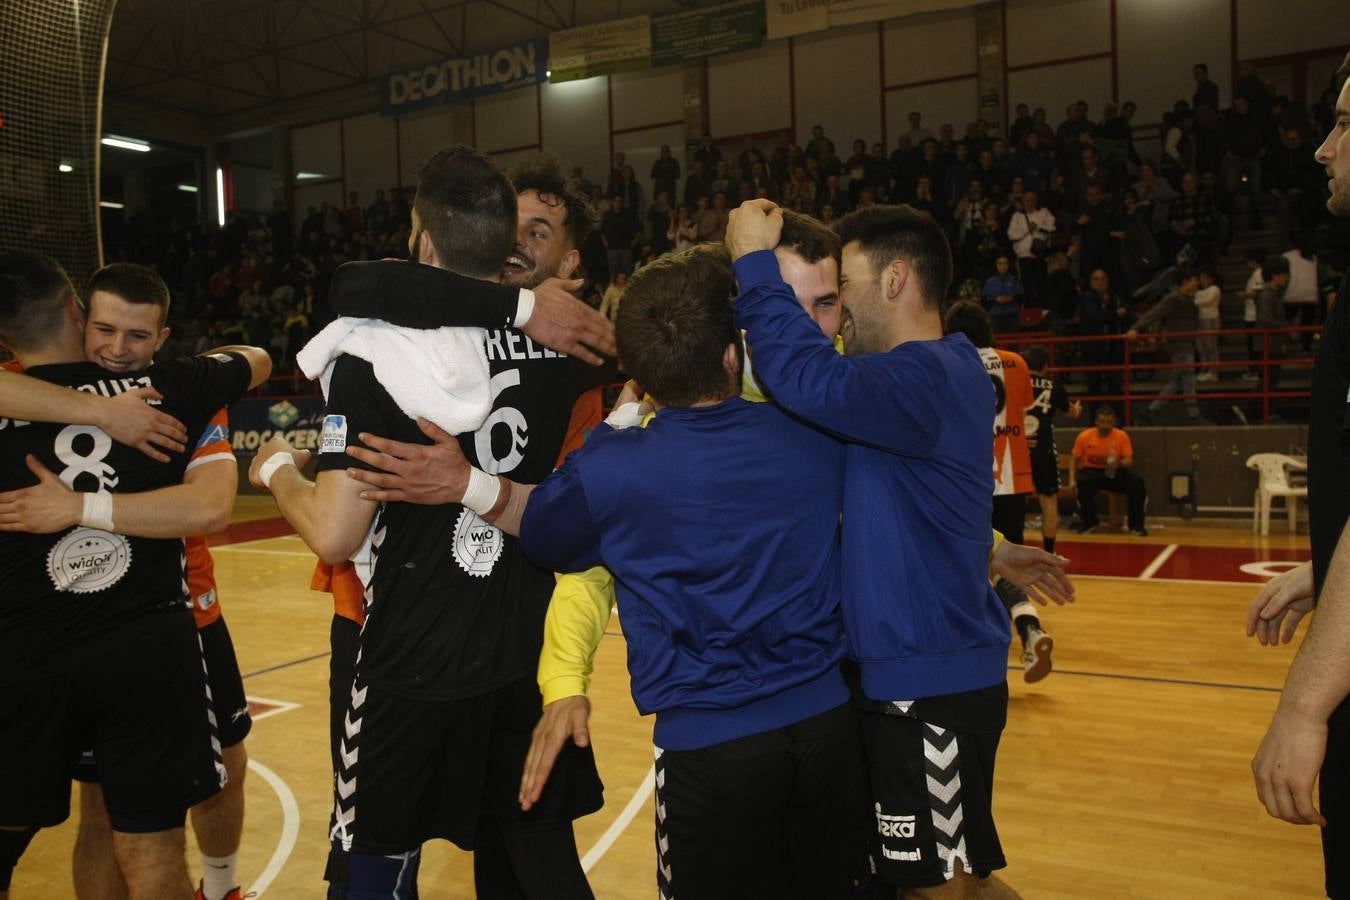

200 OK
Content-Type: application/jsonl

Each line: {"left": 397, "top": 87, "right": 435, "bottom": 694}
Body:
{"left": 508, "top": 154, "right": 597, "bottom": 251}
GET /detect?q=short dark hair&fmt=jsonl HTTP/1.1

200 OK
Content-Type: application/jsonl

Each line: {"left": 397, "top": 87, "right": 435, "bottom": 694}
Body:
{"left": 943, "top": 300, "right": 992, "bottom": 348}
{"left": 87, "top": 263, "right": 171, "bottom": 325}
{"left": 509, "top": 154, "right": 595, "bottom": 250}
{"left": 0, "top": 252, "right": 76, "bottom": 352}
{"left": 1194, "top": 63, "right": 1208, "bottom": 73}
{"left": 778, "top": 210, "right": 841, "bottom": 267}
{"left": 1096, "top": 404, "right": 1117, "bottom": 419}
{"left": 834, "top": 205, "right": 953, "bottom": 308}
{"left": 414, "top": 146, "right": 516, "bottom": 278}
{"left": 615, "top": 245, "right": 738, "bottom": 408}
{"left": 1022, "top": 344, "right": 1049, "bottom": 372}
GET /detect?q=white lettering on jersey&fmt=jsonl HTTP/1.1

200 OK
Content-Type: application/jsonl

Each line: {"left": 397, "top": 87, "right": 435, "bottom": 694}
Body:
{"left": 483, "top": 329, "right": 560, "bottom": 363}
{"left": 54, "top": 424, "right": 117, "bottom": 490}
{"left": 474, "top": 370, "right": 528, "bottom": 475}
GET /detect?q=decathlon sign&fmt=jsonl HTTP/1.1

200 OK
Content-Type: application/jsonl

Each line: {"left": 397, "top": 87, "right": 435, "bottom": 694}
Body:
{"left": 381, "top": 38, "right": 547, "bottom": 115}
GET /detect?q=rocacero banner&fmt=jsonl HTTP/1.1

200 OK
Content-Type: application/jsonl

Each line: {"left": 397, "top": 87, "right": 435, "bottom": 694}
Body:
{"left": 227, "top": 396, "right": 326, "bottom": 458}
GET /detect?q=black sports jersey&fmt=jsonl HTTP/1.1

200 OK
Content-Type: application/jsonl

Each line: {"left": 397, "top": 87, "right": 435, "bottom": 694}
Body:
{"left": 0, "top": 353, "right": 253, "bottom": 684}
{"left": 316, "top": 336, "right": 611, "bottom": 701}
{"left": 1308, "top": 269, "right": 1350, "bottom": 599}
{"left": 1024, "top": 372, "right": 1069, "bottom": 460}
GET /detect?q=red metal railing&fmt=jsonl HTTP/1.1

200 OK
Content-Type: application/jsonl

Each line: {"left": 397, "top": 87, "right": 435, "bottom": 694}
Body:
{"left": 998, "top": 323, "right": 1319, "bottom": 425}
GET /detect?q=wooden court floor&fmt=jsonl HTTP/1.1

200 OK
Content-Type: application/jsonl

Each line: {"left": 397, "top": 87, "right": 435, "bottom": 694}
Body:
{"left": 11, "top": 503, "right": 1329, "bottom": 898}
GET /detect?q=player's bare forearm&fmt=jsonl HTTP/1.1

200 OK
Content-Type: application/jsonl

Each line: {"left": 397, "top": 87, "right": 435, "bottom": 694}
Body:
{"left": 268, "top": 466, "right": 375, "bottom": 564}
{"left": 1274, "top": 525, "right": 1350, "bottom": 721}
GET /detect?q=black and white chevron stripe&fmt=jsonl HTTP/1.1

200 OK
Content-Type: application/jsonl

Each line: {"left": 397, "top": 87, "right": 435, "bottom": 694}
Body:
{"left": 923, "top": 723, "right": 969, "bottom": 881}
{"left": 654, "top": 746, "right": 673, "bottom": 900}
{"left": 329, "top": 521, "right": 384, "bottom": 852}
{"left": 195, "top": 629, "right": 227, "bottom": 789}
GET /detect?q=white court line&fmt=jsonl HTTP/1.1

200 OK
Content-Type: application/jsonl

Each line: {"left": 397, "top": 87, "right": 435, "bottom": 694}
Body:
{"left": 1137, "top": 544, "right": 1179, "bottom": 579}
{"left": 579, "top": 764, "right": 655, "bottom": 873}
{"left": 245, "top": 759, "right": 300, "bottom": 898}
{"left": 245, "top": 695, "right": 302, "bottom": 723}
{"left": 1074, "top": 572, "right": 1266, "bottom": 587}
{"left": 211, "top": 546, "right": 314, "bottom": 558}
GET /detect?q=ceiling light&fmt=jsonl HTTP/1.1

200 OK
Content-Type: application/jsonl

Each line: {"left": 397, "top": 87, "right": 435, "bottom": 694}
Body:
{"left": 58, "top": 163, "right": 73, "bottom": 173}
{"left": 100, "top": 200, "right": 125, "bottom": 209}
{"left": 177, "top": 184, "right": 198, "bottom": 193}
{"left": 216, "top": 167, "right": 226, "bottom": 227}
{"left": 295, "top": 171, "right": 326, "bottom": 180}
{"left": 101, "top": 135, "right": 151, "bottom": 152}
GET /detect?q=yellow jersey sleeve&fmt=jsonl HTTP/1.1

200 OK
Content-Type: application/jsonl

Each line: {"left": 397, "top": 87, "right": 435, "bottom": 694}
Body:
{"left": 989, "top": 529, "right": 1004, "bottom": 562}
{"left": 538, "top": 566, "right": 617, "bottom": 705}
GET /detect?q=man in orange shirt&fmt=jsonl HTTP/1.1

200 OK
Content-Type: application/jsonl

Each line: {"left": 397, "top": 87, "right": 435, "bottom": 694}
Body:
{"left": 1070, "top": 405, "right": 1148, "bottom": 536}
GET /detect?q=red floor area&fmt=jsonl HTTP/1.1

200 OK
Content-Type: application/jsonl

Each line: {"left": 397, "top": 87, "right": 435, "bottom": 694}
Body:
{"left": 1151, "top": 544, "right": 1309, "bottom": 583}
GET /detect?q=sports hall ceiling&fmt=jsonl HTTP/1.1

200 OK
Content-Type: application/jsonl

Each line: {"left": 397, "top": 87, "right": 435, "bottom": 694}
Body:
{"left": 104, "top": 0, "right": 698, "bottom": 134}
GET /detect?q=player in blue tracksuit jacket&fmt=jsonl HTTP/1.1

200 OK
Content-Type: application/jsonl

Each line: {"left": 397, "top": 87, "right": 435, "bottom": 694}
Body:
{"left": 727, "top": 200, "right": 1015, "bottom": 896}
{"left": 450, "top": 245, "right": 864, "bottom": 900}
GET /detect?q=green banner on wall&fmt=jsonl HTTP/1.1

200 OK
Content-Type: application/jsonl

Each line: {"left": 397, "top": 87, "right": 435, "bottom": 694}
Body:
{"left": 652, "top": 0, "right": 764, "bottom": 66}
{"left": 549, "top": 15, "right": 652, "bottom": 82}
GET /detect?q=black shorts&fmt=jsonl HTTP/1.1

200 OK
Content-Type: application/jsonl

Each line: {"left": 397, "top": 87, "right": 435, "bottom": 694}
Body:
{"left": 653, "top": 702, "right": 867, "bottom": 900}
{"left": 329, "top": 672, "right": 604, "bottom": 855}
{"left": 0, "top": 611, "right": 224, "bottom": 833}
{"left": 1323, "top": 697, "right": 1350, "bottom": 898}
{"left": 1031, "top": 448, "right": 1060, "bottom": 497}
{"left": 200, "top": 616, "right": 251, "bottom": 748}
{"left": 862, "top": 696, "right": 1007, "bottom": 887}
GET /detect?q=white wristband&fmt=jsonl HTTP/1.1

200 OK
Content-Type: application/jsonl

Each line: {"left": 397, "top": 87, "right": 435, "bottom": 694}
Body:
{"left": 514, "top": 288, "right": 536, "bottom": 328}
{"left": 605, "top": 401, "right": 646, "bottom": 430}
{"left": 259, "top": 451, "right": 297, "bottom": 489}
{"left": 462, "top": 466, "right": 502, "bottom": 516}
{"left": 80, "top": 491, "right": 115, "bottom": 532}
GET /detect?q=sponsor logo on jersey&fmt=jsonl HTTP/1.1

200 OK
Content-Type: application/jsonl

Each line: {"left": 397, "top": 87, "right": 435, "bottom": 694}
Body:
{"left": 875, "top": 805, "right": 922, "bottom": 861}
{"left": 320, "top": 415, "right": 348, "bottom": 453}
{"left": 208, "top": 353, "right": 235, "bottom": 363}
{"left": 196, "top": 589, "right": 217, "bottom": 611}
{"left": 451, "top": 508, "right": 503, "bottom": 577}
{"left": 195, "top": 423, "right": 229, "bottom": 448}
{"left": 47, "top": 527, "right": 132, "bottom": 593}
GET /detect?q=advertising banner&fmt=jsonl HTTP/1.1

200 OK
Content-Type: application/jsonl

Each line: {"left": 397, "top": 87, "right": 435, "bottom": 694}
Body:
{"left": 227, "top": 396, "right": 326, "bottom": 458}
{"left": 766, "top": 0, "right": 984, "bottom": 41}
{"left": 549, "top": 15, "right": 652, "bottom": 82}
{"left": 381, "top": 38, "right": 546, "bottom": 116}
{"left": 652, "top": 1, "right": 764, "bottom": 66}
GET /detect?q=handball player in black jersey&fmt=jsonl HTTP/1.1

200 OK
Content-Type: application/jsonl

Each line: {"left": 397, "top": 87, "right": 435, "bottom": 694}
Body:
{"left": 251, "top": 150, "right": 611, "bottom": 899}
{"left": 0, "top": 252, "right": 269, "bottom": 899}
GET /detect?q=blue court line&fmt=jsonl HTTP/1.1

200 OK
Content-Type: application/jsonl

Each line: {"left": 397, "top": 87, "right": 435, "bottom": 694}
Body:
{"left": 1007, "top": 664, "right": 1280, "bottom": 693}
{"left": 242, "top": 652, "right": 331, "bottom": 680}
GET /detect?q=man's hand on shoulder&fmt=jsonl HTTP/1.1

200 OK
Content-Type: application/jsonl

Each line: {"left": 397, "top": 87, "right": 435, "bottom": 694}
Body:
{"left": 102, "top": 387, "right": 188, "bottom": 463}
{"left": 725, "top": 199, "right": 784, "bottom": 262}
{"left": 344, "top": 417, "right": 470, "bottom": 505}
{"left": 522, "top": 277, "right": 616, "bottom": 366}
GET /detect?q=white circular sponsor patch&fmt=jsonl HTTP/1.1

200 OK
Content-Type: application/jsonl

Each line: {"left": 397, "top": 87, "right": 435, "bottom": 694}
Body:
{"left": 47, "top": 527, "right": 132, "bottom": 593}
{"left": 452, "top": 509, "right": 503, "bottom": 578}
{"left": 1239, "top": 561, "right": 1304, "bottom": 579}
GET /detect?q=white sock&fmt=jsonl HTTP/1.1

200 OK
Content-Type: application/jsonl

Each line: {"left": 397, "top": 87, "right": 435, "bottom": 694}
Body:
{"left": 200, "top": 853, "right": 238, "bottom": 900}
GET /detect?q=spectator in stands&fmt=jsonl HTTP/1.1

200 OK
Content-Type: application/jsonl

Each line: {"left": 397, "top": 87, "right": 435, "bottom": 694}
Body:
{"left": 709, "top": 159, "right": 738, "bottom": 204}
{"left": 1193, "top": 63, "right": 1220, "bottom": 112}
{"left": 783, "top": 165, "right": 818, "bottom": 215}
{"left": 365, "top": 189, "right": 389, "bottom": 233}
{"left": 669, "top": 204, "right": 697, "bottom": 252}
{"left": 964, "top": 203, "right": 1013, "bottom": 283}
{"left": 1070, "top": 406, "right": 1148, "bottom": 536}
{"left": 651, "top": 144, "right": 680, "bottom": 201}
{"left": 1044, "top": 251, "right": 1080, "bottom": 337}
{"left": 1169, "top": 171, "right": 1216, "bottom": 257}
{"left": 1193, "top": 105, "right": 1227, "bottom": 179}
{"left": 1071, "top": 147, "right": 1115, "bottom": 211}
{"left": 1133, "top": 160, "right": 1176, "bottom": 234}
{"left": 1056, "top": 101, "right": 1094, "bottom": 166}
{"left": 1010, "top": 103, "right": 1035, "bottom": 149}
{"left": 684, "top": 159, "right": 712, "bottom": 209}
{"left": 975, "top": 147, "right": 1006, "bottom": 195}
{"left": 1199, "top": 170, "right": 1233, "bottom": 255}
{"left": 845, "top": 138, "right": 869, "bottom": 181}
{"left": 955, "top": 179, "right": 985, "bottom": 243}
{"left": 1253, "top": 257, "right": 1289, "bottom": 385}
{"left": 1160, "top": 111, "right": 1193, "bottom": 190}
{"left": 944, "top": 141, "right": 975, "bottom": 207}
{"left": 1194, "top": 267, "right": 1223, "bottom": 381}
{"left": 1076, "top": 184, "right": 1118, "bottom": 279}
{"left": 1012, "top": 130, "right": 1054, "bottom": 195}
{"left": 343, "top": 191, "right": 363, "bottom": 233}
{"left": 708, "top": 192, "right": 731, "bottom": 243}
{"left": 607, "top": 150, "right": 627, "bottom": 196}
{"left": 1128, "top": 265, "right": 1205, "bottom": 424}
{"left": 618, "top": 164, "right": 645, "bottom": 219}
{"left": 1283, "top": 233, "right": 1321, "bottom": 349}
{"left": 1031, "top": 106, "right": 1055, "bottom": 144}
{"left": 601, "top": 193, "right": 640, "bottom": 281}
{"left": 983, "top": 253, "right": 1025, "bottom": 334}
{"left": 1239, "top": 248, "right": 1267, "bottom": 377}
{"left": 1266, "top": 126, "right": 1324, "bottom": 247}
{"left": 904, "top": 111, "right": 931, "bottom": 147}
{"left": 821, "top": 173, "right": 850, "bottom": 218}
{"left": 1008, "top": 189, "right": 1055, "bottom": 303}
{"left": 1079, "top": 267, "right": 1131, "bottom": 402}
{"left": 599, "top": 270, "right": 627, "bottom": 322}
{"left": 803, "top": 124, "right": 830, "bottom": 160}
{"left": 648, "top": 191, "right": 673, "bottom": 254}
{"left": 1224, "top": 96, "right": 1266, "bottom": 228}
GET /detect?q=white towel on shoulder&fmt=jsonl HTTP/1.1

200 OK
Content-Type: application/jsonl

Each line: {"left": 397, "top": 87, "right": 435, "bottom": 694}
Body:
{"left": 296, "top": 317, "right": 491, "bottom": 435}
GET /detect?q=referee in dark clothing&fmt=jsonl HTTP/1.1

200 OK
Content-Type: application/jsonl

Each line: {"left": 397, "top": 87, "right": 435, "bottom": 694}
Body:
{"left": 1247, "top": 49, "right": 1350, "bottom": 900}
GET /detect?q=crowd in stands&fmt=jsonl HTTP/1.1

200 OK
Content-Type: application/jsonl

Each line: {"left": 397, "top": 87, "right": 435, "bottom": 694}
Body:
{"left": 87, "top": 60, "right": 1345, "bottom": 398}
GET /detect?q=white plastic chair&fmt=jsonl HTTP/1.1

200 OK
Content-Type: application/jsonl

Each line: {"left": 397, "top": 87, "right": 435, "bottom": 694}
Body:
{"left": 1246, "top": 453, "right": 1308, "bottom": 536}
